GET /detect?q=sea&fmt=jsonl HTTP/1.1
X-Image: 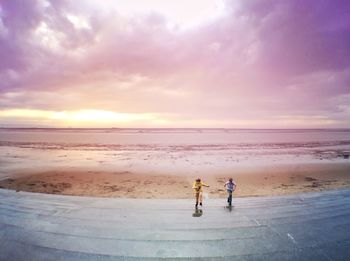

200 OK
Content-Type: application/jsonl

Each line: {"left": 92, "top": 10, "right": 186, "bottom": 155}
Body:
{"left": 1, "top": 128, "right": 350, "bottom": 178}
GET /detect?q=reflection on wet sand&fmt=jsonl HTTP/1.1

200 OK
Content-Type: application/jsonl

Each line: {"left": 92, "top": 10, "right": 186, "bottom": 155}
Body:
{"left": 225, "top": 205, "right": 233, "bottom": 212}
{"left": 192, "top": 208, "right": 203, "bottom": 217}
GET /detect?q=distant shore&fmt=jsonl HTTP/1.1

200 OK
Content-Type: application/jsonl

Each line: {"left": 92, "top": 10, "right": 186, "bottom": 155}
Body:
{"left": 1, "top": 163, "right": 349, "bottom": 198}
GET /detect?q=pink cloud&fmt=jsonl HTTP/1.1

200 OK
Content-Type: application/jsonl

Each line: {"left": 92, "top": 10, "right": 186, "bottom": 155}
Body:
{"left": 0, "top": 0, "right": 350, "bottom": 127}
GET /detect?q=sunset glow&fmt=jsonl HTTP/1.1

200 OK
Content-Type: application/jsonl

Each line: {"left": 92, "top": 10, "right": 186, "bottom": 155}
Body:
{"left": 0, "top": 0, "right": 349, "bottom": 128}
{"left": 0, "top": 109, "right": 158, "bottom": 127}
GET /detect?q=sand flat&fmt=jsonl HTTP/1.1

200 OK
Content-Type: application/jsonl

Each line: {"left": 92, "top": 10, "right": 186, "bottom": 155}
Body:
{"left": 1, "top": 162, "right": 349, "bottom": 198}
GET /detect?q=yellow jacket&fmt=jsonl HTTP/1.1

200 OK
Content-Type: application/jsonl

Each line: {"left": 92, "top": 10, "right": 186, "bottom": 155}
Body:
{"left": 192, "top": 181, "right": 209, "bottom": 193}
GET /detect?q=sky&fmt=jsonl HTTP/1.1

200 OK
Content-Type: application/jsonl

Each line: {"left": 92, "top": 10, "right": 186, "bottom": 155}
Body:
{"left": 0, "top": 0, "right": 349, "bottom": 128}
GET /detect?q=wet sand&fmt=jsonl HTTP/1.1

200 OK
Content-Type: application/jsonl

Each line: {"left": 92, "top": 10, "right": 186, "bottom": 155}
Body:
{"left": 0, "top": 163, "right": 349, "bottom": 198}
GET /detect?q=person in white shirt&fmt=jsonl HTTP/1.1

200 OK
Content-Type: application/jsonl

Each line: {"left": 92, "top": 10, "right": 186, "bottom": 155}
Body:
{"left": 224, "top": 178, "right": 236, "bottom": 206}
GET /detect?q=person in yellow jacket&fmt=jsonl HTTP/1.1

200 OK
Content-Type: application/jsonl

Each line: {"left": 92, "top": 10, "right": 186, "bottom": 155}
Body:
{"left": 192, "top": 178, "right": 209, "bottom": 207}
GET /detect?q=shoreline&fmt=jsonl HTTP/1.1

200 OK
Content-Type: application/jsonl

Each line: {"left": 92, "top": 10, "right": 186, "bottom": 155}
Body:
{"left": 0, "top": 162, "right": 349, "bottom": 199}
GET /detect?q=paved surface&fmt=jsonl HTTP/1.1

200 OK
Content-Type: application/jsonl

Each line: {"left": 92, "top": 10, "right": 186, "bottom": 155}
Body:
{"left": 0, "top": 188, "right": 349, "bottom": 261}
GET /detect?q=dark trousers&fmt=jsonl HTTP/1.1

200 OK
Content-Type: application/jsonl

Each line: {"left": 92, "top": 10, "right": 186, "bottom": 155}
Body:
{"left": 227, "top": 190, "right": 233, "bottom": 205}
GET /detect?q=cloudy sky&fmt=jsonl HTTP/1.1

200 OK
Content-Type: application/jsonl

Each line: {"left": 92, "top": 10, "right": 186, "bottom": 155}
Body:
{"left": 0, "top": 0, "right": 349, "bottom": 128}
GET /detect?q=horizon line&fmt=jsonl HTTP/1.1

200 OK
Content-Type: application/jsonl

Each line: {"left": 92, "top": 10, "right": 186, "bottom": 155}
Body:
{"left": 1, "top": 127, "right": 350, "bottom": 131}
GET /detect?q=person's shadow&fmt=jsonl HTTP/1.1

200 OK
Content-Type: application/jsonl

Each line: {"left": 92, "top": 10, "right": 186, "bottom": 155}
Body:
{"left": 192, "top": 208, "right": 203, "bottom": 217}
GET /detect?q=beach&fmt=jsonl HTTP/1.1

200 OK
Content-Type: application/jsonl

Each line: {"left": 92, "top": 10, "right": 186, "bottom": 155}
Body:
{"left": 0, "top": 128, "right": 349, "bottom": 198}
{"left": 1, "top": 163, "right": 349, "bottom": 198}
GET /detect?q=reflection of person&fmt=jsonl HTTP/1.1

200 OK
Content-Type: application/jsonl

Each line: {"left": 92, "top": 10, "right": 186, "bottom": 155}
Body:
{"left": 192, "top": 208, "right": 203, "bottom": 217}
{"left": 225, "top": 178, "right": 236, "bottom": 206}
{"left": 192, "top": 178, "right": 210, "bottom": 207}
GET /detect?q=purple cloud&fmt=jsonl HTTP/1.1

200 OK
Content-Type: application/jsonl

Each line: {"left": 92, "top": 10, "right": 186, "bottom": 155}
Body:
{"left": 0, "top": 0, "right": 349, "bottom": 127}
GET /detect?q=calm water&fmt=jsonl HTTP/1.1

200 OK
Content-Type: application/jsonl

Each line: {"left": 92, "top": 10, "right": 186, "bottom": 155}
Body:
{"left": 1, "top": 128, "right": 350, "bottom": 147}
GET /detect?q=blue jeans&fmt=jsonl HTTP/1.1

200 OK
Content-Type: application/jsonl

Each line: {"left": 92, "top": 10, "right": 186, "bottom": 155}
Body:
{"left": 227, "top": 190, "right": 233, "bottom": 205}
